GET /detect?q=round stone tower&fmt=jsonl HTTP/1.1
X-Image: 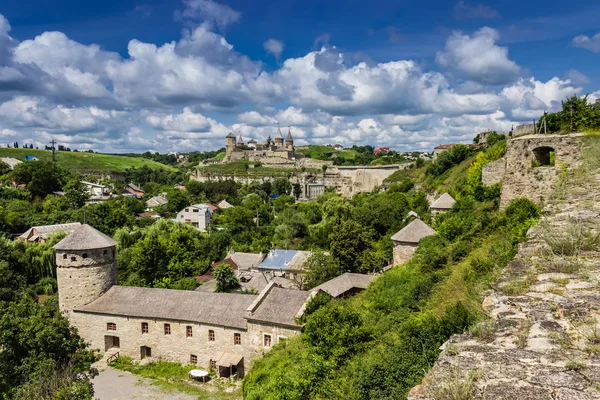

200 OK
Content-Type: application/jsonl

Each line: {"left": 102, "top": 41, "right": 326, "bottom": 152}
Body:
{"left": 53, "top": 224, "right": 118, "bottom": 314}
{"left": 225, "top": 132, "right": 236, "bottom": 157}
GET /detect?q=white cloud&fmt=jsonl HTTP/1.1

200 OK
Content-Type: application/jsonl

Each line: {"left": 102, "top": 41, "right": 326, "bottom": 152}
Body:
{"left": 178, "top": 0, "right": 241, "bottom": 29}
{"left": 436, "top": 27, "right": 520, "bottom": 85}
{"left": 573, "top": 32, "right": 600, "bottom": 53}
{"left": 264, "top": 38, "right": 284, "bottom": 59}
{"left": 237, "top": 111, "right": 277, "bottom": 126}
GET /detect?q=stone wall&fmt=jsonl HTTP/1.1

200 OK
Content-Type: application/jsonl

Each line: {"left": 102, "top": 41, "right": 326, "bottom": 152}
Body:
{"left": 71, "top": 312, "right": 301, "bottom": 375}
{"left": 499, "top": 133, "right": 584, "bottom": 209}
{"left": 393, "top": 243, "right": 417, "bottom": 266}
{"left": 56, "top": 247, "right": 117, "bottom": 313}
{"left": 482, "top": 158, "right": 505, "bottom": 186}
{"left": 515, "top": 123, "right": 535, "bottom": 135}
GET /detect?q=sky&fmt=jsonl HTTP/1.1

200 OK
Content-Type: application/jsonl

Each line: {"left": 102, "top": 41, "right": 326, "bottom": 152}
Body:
{"left": 0, "top": 0, "right": 600, "bottom": 153}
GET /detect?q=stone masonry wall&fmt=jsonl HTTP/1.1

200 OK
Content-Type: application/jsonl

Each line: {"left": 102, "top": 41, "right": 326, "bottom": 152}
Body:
{"left": 393, "top": 243, "right": 417, "bottom": 266}
{"left": 482, "top": 158, "right": 505, "bottom": 186}
{"left": 56, "top": 247, "right": 117, "bottom": 313}
{"left": 71, "top": 312, "right": 302, "bottom": 375}
{"left": 499, "top": 133, "right": 584, "bottom": 209}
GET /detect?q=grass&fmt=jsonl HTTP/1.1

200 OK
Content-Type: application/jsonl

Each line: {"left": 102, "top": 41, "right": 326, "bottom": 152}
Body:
{"left": 471, "top": 320, "right": 497, "bottom": 343}
{"left": 110, "top": 356, "right": 241, "bottom": 399}
{"left": 538, "top": 219, "right": 600, "bottom": 257}
{"left": 296, "top": 145, "right": 359, "bottom": 161}
{"left": 501, "top": 278, "right": 531, "bottom": 296}
{"left": 434, "top": 366, "right": 479, "bottom": 400}
{"left": 0, "top": 148, "right": 177, "bottom": 173}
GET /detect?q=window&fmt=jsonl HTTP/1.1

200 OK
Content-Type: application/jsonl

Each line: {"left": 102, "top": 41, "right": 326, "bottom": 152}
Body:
{"left": 186, "top": 326, "right": 193, "bottom": 338}
{"left": 209, "top": 359, "right": 216, "bottom": 370}
{"left": 141, "top": 322, "right": 149, "bottom": 334}
{"left": 185, "top": 208, "right": 189, "bottom": 212}
{"left": 190, "top": 354, "right": 197, "bottom": 364}
{"left": 71, "top": 256, "right": 76, "bottom": 262}
{"left": 264, "top": 334, "right": 272, "bottom": 347}
{"left": 234, "top": 333, "right": 241, "bottom": 345}
{"left": 62, "top": 254, "right": 67, "bottom": 260}
{"left": 107, "top": 322, "right": 116, "bottom": 331}
{"left": 103, "top": 249, "right": 107, "bottom": 255}
{"left": 164, "top": 323, "right": 171, "bottom": 335}
{"left": 208, "top": 330, "right": 215, "bottom": 342}
{"left": 193, "top": 209, "right": 199, "bottom": 213}
{"left": 82, "top": 253, "right": 88, "bottom": 259}
{"left": 532, "top": 146, "right": 556, "bottom": 167}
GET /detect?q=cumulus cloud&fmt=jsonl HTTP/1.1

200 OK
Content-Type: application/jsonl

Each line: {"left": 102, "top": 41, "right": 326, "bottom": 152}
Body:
{"left": 453, "top": 1, "right": 500, "bottom": 20}
{"left": 573, "top": 32, "right": 600, "bottom": 53}
{"left": 264, "top": 38, "right": 284, "bottom": 60}
{"left": 436, "top": 27, "right": 520, "bottom": 85}
{"left": 178, "top": 0, "right": 241, "bottom": 29}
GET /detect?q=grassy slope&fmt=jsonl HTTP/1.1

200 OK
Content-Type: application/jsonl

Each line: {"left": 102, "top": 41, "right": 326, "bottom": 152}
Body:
{"left": 0, "top": 148, "right": 177, "bottom": 173}
{"left": 297, "top": 145, "right": 358, "bottom": 161}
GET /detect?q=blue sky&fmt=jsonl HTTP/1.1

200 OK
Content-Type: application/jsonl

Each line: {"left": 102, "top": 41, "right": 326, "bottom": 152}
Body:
{"left": 0, "top": 0, "right": 599, "bottom": 153}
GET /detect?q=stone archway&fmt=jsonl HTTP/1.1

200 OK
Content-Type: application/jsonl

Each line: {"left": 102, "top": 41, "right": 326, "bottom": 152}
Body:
{"left": 532, "top": 146, "right": 555, "bottom": 167}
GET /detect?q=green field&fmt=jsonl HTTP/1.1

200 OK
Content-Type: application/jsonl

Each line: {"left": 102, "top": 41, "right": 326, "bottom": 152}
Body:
{"left": 0, "top": 148, "right": 177, "bottom": 173}
{"left": 297, "top": 145, "right": 358, "bottom": 161}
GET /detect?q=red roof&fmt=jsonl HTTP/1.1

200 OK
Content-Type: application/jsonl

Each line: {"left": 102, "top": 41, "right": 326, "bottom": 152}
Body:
{"left": 204, "top": 203, "right": 219, "bottom": 212}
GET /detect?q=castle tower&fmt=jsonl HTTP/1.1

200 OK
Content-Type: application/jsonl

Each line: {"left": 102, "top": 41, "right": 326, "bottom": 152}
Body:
{"left": 285, "top": 128, "right": 294, "bottom": 150}
{"left": 225, "top": 132, "right": 236, "bottom": 156}
{"left": 54, "top": 224, "right": 118, "bottom": 314}
{"left": 274, "top": 127, "right": 284, "bottom": 148}
{"left": 237, "top": 135, "right": 245, "bottom": 148}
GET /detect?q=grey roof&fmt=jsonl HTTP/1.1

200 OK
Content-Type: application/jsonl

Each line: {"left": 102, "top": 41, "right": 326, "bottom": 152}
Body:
{"left": 239, "top": 272, "right": 269, "bottom": 293}
{"left": 1, "top": 157, "right": 21, "bottom": 169}
{"left": 217, "top": 199, "right": 233, "bottom": 209}
{"left": 76, "top": 286, "right": 257, "bottom": 329}
{"left": 431, "top": 193, "right": 456, "bottom": 210}
{"left": 146, "top": 195, "right": 168, "bottom": 206}
{"left": 259, "top": 250, "right": 311, "bottom": 271}
{"left": 391, "top": 219, "right": 436, "bottom": 244}
{"left": 229, "top": 252, "right": 265, "bottom": 270}
{"left": 19, "top": 222, "right": 81, "bottom": 240}
{"left": 276, "top": 127, "right": 283, "bottom": 139}
{"left": 248, "top": 139, "right": 257, "bottom": 144}
{"left": 248, "top": 287, "right": 310, "bottom": 327}
{"left": 226, "top": 132, "right": 236, "bottom": 138}
{"left": 286, "top": 129, "right": 293, "bottom": 141}
{"left": 313, "top": 273, "right": 375, "bottom": 298}
{"left": 53, "top": 224, "right": 117, "bottom": 251}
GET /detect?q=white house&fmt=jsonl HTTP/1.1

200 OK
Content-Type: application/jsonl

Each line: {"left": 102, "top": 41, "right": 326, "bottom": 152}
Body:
{"left": 176, "top": 204, "right": 212, "bottom": 232}
{"left": 81, "top": 181, "right": 110, "bottom": 197}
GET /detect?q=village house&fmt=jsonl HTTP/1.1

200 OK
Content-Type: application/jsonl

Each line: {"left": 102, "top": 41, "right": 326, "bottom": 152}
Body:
{"left": 217, "top": 199, "right": 234, "bottom": 210}
{"left": 53, "top": 225, "right": 313, "bottom": 377}
{"left": 176, "top": 204, "right": 212, "bottom": 232}
{"left": 124, "top": 183, "right": 145, "bottom": 198}
{"left": 1, "top": 157, "right": 21, "bottom": 169}
{"left": 82, "top": 181, "right": 110, "bottom": 197}
{"left": 18, "top": 222, "right": 81, "bottom": 243}
{"left": 430, "top": 193, "right": 456, "bottom": 215}
{"left": 313, "top": 273, "right": 375, "bottom": 298}
{"left": 257, "top": 250, "right": 312, "bottom": 280}
{"left": 145, "top": 194, "right": 168, "bottom": 209}
{"left": 391, "top": 218, "right": 436, "bottom": 266}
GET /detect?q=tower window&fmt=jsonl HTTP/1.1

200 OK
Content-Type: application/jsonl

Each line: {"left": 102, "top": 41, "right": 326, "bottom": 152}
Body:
{"left": 141, "top": 322, "right": 149, "bottom": 334}
{"left": 82, "top": 253, "right": 88, "bottom": 259}
{"left": 63, "top": 254, "right": 67, "bottom": 260}
{"left": 164, "top": 324, "right": 171, "bottom": 335}
{"left": 186, "top": 326, "right": 193, "bottom": 338}
{"left": 208, "top": 330, "right": 215, "bottom": 342}
{"left": 264, "top": 334, "right": 272, "bottom": 347}
{"left": 190, "top": 354, "right": 197, "bottom": 364}
{"left": 103, "top": 250, "right": 107, "bottom": 255}
{"left": 107, "top": 322, "right": 116, "bottom": 331}
{"left": 234, "top": 333, "right": 241, "bottom": 345}
{"left": 71, "top": 257, "right": 76, "bottom": 262}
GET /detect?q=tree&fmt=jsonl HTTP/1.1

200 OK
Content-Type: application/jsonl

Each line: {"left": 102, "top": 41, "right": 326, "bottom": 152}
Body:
{"left": 329, "top": 220, "right": 373, "bottom": 273}
{"left": 165, "top": 188, "right": 191, "bottom": 215}
{"left": 213, "top": 264, "right": 240, "bottom": 292}
{"left": 64, "top": 178, "right": 89, "bottom": 208}
{"left": 0, "top": 160, "right": 10, "bottom": 176}
{"left": 272, "top": 178, "right": 292, "bottom": 196}
{"left": 305, "top": 251, "right": 342, "bottom": 288}
{"left": 10, "top": 161, "right": 70, "bottom": 198}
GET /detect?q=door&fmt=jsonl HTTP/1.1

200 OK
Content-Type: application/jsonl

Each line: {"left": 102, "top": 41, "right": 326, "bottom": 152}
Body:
{"left": 113, "top": 336, "right": 120, "bottom": 348}
{"left": 140, "top": 346, "right": 152, "bottom": 359}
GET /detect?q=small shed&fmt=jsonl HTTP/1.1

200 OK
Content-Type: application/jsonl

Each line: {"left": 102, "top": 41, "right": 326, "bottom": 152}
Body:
{"left": 391, "top": 219, "right": 436, "bottom": 266}
{"left": 430, "top": 193, "right": 456, "bottom": 215}
{"left": 313, "top": 273, "right": 375, "bottom": 298}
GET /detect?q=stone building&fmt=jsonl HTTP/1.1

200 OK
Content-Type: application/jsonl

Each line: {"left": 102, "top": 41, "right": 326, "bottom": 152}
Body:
{"left": 430, "top": 193, "right": 456, "bottom": 215}
{"left": 18, "top": 222, "right": 81, "bottom": 243}
{"left": 223, "top": 127, "right": 302, "bottom": 165}
{"left": 391, "top": 218, "right": 436, "bottom": 266}
{"left": 313, "top": 273, "right": 375, "bottom": 298}
{"left": 54, "top": 224, "right": 313, "bottom": 377}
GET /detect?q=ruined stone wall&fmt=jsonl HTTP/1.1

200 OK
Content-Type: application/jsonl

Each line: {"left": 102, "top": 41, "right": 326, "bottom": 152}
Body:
{"left": 393, "top": 243, "right": 417, "bottom": 266}
{"left": 482, "top": 158, "right": 505, "bottom": 186}
{"left": 499, "top": 133, "right": 584, "bottom": 209}
{"left": 56, "top": 247, "right": 117, "bottom": 313}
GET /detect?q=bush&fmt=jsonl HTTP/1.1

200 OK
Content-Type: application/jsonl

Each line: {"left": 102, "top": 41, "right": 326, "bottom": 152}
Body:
{"left": 414, "top": 235, "right": 449, "bottom": 270}
{"left": 505, "top": 198, "right": 540, "bottom": 228}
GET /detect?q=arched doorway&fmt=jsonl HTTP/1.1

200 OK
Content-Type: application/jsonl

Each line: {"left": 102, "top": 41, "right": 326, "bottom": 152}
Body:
{"left": 532, "top": 146, "right": 555, "bottom": 167}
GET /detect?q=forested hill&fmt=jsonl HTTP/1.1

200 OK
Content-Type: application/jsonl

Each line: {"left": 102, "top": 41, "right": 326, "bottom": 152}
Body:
{"left": 0, "top": 148, "right": 176, "bottom": 173}
{"left": 243, "top": 136, "right": 542, "bottom": 399}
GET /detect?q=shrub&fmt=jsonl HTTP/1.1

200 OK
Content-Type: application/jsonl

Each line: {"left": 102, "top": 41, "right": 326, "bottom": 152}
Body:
{"left": 505, "top": 198, "right": 540, "bottom": 228}
{"left": 414, "top": 235, "right": 449, "bottom": 270}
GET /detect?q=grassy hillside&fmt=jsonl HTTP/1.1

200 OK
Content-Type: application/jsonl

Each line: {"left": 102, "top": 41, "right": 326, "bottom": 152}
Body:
{"left": 0, "top": 148, "right": 177, "bottom": 173}
{"left": 297, "top": 145, "right": 359, "bottom": 161}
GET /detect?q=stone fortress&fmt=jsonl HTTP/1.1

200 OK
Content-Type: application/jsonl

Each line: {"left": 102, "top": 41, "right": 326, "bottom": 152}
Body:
{"left": 55, "top": 224, "right": 315, "bottom": 378}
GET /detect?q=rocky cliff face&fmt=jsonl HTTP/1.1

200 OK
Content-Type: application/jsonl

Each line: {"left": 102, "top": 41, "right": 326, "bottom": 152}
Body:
{"left": 409, "top": 137, "right": 600, "bottom": 399}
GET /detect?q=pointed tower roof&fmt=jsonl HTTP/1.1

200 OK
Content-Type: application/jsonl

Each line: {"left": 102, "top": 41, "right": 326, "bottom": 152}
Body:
{"left": 286, "top": 128, "right": 293, "bottom": 142}
{"left": 276, "top": 127, "right": 284, "bottom": 139}
{"left": 226, "top": 132, "right": 236, "bottom": 139}
{"left": 237, "top": 135, "right": 244, "bottom": 144}
{"left": 431, "top": 193, "right": 456, "bottom": 210}
{"left": 391, "top": 219, "right": 436, "bottom": 244}
{"left": 53, "top": 224, "right": 117, "bottom": 251}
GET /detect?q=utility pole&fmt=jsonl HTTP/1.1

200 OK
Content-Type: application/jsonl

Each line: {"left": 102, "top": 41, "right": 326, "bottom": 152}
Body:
{"left": 570, "top": 103, "right": 573, "bottom": 132}
{"left": 544, "top": 111, "right": 547, "bottom": 135}
{"left": 50, "top": 139, "right": 57, "bottom": 162}
{"left": 256, "top": 208, "right": 260, "bottom": 228}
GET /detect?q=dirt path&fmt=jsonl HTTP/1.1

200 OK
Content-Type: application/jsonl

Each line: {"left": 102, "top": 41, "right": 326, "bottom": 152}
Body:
{"left": 93, "top": 368, "right": 198, "bottom": 400}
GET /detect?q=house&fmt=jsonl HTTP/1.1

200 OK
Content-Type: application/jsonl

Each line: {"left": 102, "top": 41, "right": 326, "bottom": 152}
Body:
{"left": 391, "top": 218, "right": 436, "bottom": 266}
{"left": 146, "top": 195, "right": 168, "bottom": 209}
{"left": 24, "top": 155, "right": 39, "bottom": 161}
{"left": 374, "top": 147, "right": 390, "bottom": 154}
{"left": 331, "top": 144, "right": 344, "bottom": 151}
{"left": 257, "top": 250, "right": 312, "bottom": 280}
{"left": 176, "top": 204, "right": 212, "bottom": 232}
{"left": 1, "top": 157, "right": 22, "bottom": 169}
{"left": 430, "top": 193, "right": 456, "bottom": 215}
{"left": 124, "top": 183, "right": 145, "bottom": 198}
{"left": 204, "top": 203, "right": 219, "bottom": 213}
{"left": 174, "top": 184, "right": 186, "bottom": 191}
{"left": 18, "top": 222, "right": 81, "bottom": 243}
{"left": 248, "top": 139, "right": 258, "bottom": 150}
{"left": 313, "top": 273, "right": 375, "bottom": 298}
{"left": 81, "top": 181, "right": 110, "bottom": 197}
{"left": 217, "top": 199, "right": 234, "bottom": 210}
{"left": 213, "top": 251, "right": 265, "bottom": 272}
{"left": 55, "top": 224, "right": 313, "bottom": 378}
{"left": 137, "top": 210, "right": 161, "bottom": 220}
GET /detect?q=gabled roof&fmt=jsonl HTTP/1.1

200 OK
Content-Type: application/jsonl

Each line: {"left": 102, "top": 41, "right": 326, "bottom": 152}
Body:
{"left": 217, "top": 199, "right": 234, "bottom": 209}
{"left": 53, "top": 224, "right": 117, "bottom": 251}
{"left": 228, "top": 251, "right": 265, "bottom": 270}
{"left": 146, "top": 195, "right": 168, "bottom": 205}
{"left": 431, "top": 193, "right": 456, "bottom": 210}
{"left": 204, "top": 203, "right": 219, "bottom": 212}
{"left": 391, "top": 219, "right": 436, "bottom": 244}
{"left": 259, "top": 250, "right": 311, "bottom": 271}
{"left": 248, "top": 139, "right": 257, "bottom": 144}
{"left": 19, "top": 222, "right": 81, "bottom": 240}
{"left": 314, "top": 273, "right": 375, "bottom": 298}
{"left": 75, "top": 286, "right": 257, "bottom": 330}
{"left": 126, "top": 183, "right": 144, "bottom": 193}
{"left": 226, "top": 132, "right": 236, "bottom": 138}
{"left": 1, "top": 157, "right": 21, "bottom": 169}
{"left": 81, "top": 181, "right": 107, "bottom": 188}
{"left": 247, "top": 285, "right": 310, "bottom": 327}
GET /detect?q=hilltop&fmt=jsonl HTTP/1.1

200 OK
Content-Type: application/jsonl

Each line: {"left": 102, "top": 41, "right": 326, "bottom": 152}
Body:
{"left": 0, "top": 148, "right": 177, "bottom": 173}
